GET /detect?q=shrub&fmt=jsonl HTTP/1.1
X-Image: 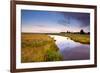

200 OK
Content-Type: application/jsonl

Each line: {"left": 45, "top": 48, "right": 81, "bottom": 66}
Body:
{"left": 45, "top": 49, "right": 62, "bottom": 61}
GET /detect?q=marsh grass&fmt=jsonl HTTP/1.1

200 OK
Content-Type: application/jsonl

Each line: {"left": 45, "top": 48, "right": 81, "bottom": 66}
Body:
{"left": 64, "top": 33, "right": 90, "bottom": 44}
{"left": 21, "top": 33, "right": 62, "bottom": 63}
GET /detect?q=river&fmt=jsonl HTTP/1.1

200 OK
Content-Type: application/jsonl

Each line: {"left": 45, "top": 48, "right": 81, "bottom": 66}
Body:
{"left": 49, "top": 35, "right": 90, "bottom": 60}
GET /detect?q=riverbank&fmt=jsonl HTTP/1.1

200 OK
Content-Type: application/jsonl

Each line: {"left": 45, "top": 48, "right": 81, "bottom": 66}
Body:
{"left": 63, "top": 33, "right": 90, "bottom": 44}
{"left": 49, "top": 35, "right": 90, "bottom": 60}
{"left": 21, "top": 33, "right": 62, "bottom": 63}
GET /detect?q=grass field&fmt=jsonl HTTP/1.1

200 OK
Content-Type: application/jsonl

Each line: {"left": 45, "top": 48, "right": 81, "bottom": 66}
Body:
{"left": 21, "top": 33, "right": 62, "bottom": 63}
{"left": 63, "top": 33, "right": 90, "bottom": 44}
{"left": 21, "top": 33, "right": 90, "bottom": 62}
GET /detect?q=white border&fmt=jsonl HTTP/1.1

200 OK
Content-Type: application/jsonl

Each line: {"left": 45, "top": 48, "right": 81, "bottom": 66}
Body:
{"left": 16, "top": 5, "right": 95, "bottom": 69}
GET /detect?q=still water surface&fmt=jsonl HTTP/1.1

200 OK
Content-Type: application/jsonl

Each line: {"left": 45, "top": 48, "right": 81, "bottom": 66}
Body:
{"left": 49, "top": 35, "right": 90, "bottom": 60}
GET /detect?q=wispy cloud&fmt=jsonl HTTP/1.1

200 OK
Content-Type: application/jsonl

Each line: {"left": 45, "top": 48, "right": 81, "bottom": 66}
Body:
{"left": 21, "top": 10, "right": 90, "bottom": 33}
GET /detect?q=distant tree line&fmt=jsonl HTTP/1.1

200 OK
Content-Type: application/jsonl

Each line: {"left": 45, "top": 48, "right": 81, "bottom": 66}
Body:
{"left": 60, "top": 29, "right": 90, "bottom": 34}
{"left": 80, "top": 29, "right": 90, "bottom": 34}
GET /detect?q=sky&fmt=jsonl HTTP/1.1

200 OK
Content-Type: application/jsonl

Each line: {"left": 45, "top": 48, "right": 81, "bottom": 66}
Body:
{"left": 21, "top": 10, "right": 90, "bottom": 33}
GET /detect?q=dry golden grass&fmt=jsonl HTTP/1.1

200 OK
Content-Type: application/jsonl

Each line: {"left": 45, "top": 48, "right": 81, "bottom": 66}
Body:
{"left": 22, "top": 33, "right": 52, "bottom": 41}
{"left": 21, "top": 33, "right": 62, "bottom": 63}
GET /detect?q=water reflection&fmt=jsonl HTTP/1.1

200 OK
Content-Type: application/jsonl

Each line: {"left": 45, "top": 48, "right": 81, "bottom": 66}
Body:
{"left": 49, "top": 35, "right": 90, "bottom": 60}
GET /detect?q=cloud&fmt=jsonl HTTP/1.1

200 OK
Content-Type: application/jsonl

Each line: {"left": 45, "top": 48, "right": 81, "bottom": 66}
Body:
{"left": 22, "top": 24, "right": 67, "bottom": 33}
{"left": 59, "top": 12, "right": 90, "bottom": 28}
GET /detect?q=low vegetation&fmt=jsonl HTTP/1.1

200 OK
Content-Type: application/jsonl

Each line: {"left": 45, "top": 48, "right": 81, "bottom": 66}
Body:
{"left": 63, "top": 33, "right": 90, "bottom": 44}
{"left": 21, "top": 33, "right": 62, "bottom": 63}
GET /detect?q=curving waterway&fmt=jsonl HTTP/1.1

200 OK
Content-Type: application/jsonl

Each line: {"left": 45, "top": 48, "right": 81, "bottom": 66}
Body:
{"left": 49, "top": 35, "right": 90, "bottom": 60}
